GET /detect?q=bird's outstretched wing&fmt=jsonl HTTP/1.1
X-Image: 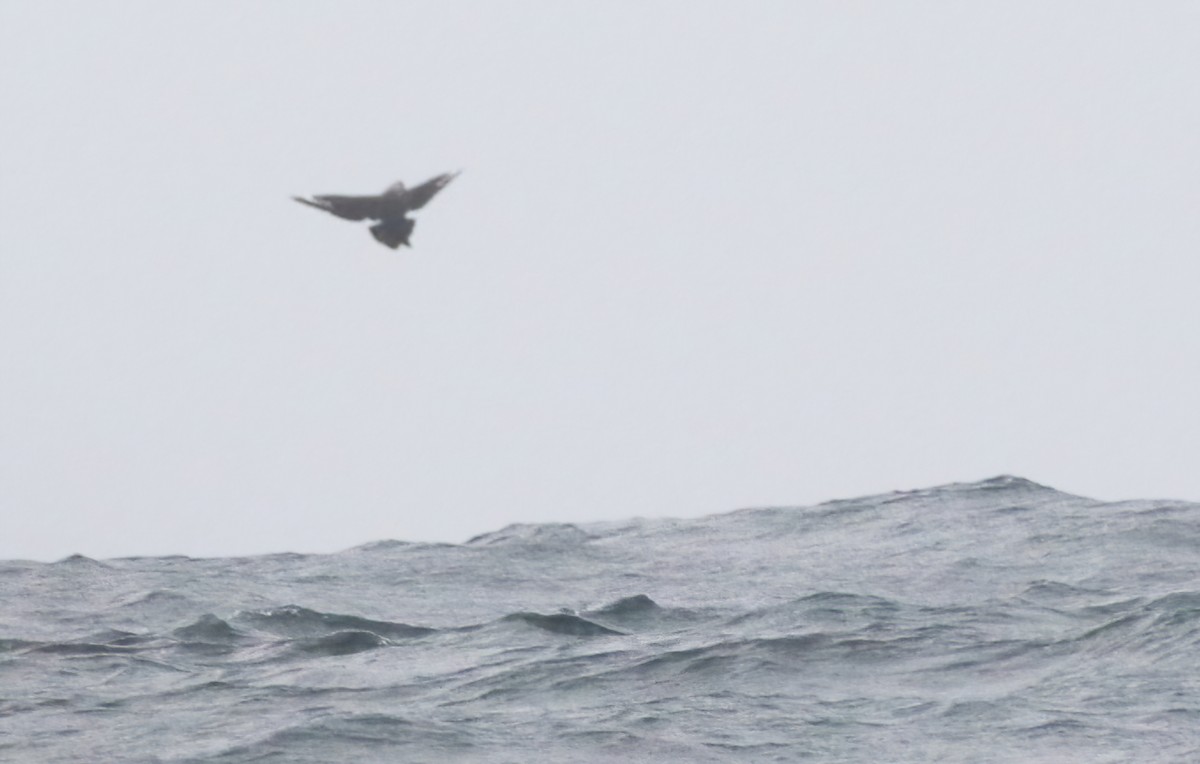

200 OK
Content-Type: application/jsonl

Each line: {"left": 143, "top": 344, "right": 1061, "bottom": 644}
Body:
{"left": 292, "top": 194, "right": 385, "bottom": 221}
{"left": 401, "top": 171, "right": 460, "bottom": 211}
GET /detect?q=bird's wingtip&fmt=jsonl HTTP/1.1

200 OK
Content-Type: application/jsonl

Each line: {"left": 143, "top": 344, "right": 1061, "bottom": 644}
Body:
{"left": 292, "top": 195, "right": 327, "bottom": 211}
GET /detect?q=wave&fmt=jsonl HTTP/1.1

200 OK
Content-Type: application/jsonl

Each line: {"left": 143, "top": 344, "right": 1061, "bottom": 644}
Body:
{"left": 465, "top": 522, "right": 595, "bottom": 547}
{"left": 502, "top": 611, "right": 625, "bottom": 637}
{"left": 172, "top": 614, "right": 245, "bottom": 644}
{"left": 26, "top": 641, "right": 145, "bottom": 656}
{"left": 0, "top": 638, "right": 38, "bottom": 653}
{"left": 291, "top": 630, "right": 391, "bottom": 657}
{"left": 582, "top": 594, "right": 704, "bottom": 633}
{"left": 50, "top": 553, "right": 111, "bottom": 568}
{"left": 232, "top": 605, "right": 436, "bottom": 640}
{"left": 591, "top": 593, "right": 660, "bottom": 616}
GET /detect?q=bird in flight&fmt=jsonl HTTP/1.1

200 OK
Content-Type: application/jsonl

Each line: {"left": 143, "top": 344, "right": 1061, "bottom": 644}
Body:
{"left": 293, "top": 171, "right": 460, "bottom": 249}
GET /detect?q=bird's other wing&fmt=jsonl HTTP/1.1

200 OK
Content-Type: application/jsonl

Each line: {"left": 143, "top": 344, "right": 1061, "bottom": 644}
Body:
{"left": 401, "top": 171, "right": 460, "bottom": 211}
{"left": 292, "top": 194, "right": 386, "bottom": 221}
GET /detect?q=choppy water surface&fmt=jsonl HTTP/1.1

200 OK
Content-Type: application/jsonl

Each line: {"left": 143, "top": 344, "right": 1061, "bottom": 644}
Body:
{"left": 3, "top": 476, "right": 1200, "bottom": 762}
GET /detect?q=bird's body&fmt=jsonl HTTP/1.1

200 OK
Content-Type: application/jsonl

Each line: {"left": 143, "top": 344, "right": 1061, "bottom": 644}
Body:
{"left": 293, "top": 172, "right": 459, "bottom": 248}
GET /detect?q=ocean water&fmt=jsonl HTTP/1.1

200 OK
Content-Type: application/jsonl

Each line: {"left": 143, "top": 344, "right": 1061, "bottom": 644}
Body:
{"left": 3, "top": 476, "right": 1200, "bottom": 762}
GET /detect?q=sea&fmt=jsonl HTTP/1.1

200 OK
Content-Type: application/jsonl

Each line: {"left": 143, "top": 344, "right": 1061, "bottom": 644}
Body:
{"left": 3, "top": 476, "right": 1199, "bottom": 763}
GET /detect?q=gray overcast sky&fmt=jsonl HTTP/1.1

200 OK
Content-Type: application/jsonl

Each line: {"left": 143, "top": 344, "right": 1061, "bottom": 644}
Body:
{"left": 2, "top": 2, "right": 1198, "bottom": 561}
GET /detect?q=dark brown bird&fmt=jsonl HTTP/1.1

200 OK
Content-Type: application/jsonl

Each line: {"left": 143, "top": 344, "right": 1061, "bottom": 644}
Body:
{"left": 293, "top": 171, "right": 460, "bottom": 248}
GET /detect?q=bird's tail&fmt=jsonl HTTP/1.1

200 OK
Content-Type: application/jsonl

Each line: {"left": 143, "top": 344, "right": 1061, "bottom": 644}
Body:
{"left": 370, "top": 218, "right": 415, "bottom": 249}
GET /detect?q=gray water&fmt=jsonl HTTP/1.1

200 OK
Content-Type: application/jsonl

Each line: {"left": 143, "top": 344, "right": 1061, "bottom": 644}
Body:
{"left": 3, "top": 476, "right": 1199, "bottom": 762}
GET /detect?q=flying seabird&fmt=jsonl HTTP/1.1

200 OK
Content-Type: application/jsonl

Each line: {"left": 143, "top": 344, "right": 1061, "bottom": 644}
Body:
{"left": 293, "top": 171, "right": 460, "bottom": 249}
